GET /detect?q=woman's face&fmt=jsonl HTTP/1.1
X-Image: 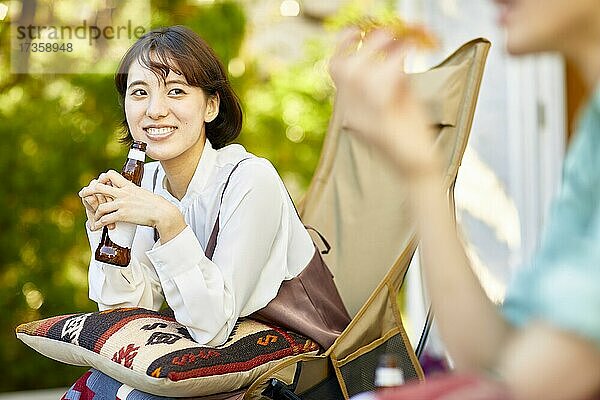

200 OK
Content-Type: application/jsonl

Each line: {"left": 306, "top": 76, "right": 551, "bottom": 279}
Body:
{"left": 495, "top": 0, "right": 600, "bottom": 55}
{"left": 125, "top": 59, "right": 219, "bottom": 162}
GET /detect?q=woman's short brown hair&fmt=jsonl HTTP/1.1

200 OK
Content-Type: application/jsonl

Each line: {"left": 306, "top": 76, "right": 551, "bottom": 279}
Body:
{"left": 114, "top": 25, "right": 243, "bottom": 149}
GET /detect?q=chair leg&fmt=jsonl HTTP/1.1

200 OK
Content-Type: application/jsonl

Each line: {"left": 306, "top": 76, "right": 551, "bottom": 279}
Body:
{"left": 262, "top": 379, "right": 303, "bottom": 400}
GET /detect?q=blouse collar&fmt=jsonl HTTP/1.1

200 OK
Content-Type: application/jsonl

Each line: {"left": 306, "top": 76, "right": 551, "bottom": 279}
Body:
{"left": 158, "top": 138, "right": 217, "bottom": 205}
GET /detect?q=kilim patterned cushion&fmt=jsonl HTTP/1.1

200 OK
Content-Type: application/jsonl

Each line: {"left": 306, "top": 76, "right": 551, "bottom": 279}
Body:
{"left": 16, "top": 307, "right": 320, "bottom": 397}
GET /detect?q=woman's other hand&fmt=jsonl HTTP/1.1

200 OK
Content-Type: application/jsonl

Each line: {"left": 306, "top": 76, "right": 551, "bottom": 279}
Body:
{"left": 79, "top": 172, "right": 116, "bottom": 231}
{"left": 79, "top": 170, "right": 186, "bottom": 243}
{"left": 329, "top": 28, "right": 440, "bottom": 180}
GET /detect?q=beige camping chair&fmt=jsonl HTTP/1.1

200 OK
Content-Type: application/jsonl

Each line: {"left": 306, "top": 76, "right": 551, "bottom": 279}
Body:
{"left": 14, "top": 37, "right": 489, "bottom": 400}
{"left": 235, "top": 38, "right": 491, "bottom": 400}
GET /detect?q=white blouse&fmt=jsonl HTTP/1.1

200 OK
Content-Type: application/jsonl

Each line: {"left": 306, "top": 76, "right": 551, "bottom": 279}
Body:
{"left": 86, "top": 139, "right": 315, "bottom": 346}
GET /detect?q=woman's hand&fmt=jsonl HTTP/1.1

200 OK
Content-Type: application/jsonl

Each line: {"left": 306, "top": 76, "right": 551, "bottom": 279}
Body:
{"left": 79, "top": 173, "right": 116, "bottom": 231}
{"left": 329, "top": 28, "right": 441, "bottom": 179}
{"left": 79, "top": 170, "right": 186, "bottom": 243}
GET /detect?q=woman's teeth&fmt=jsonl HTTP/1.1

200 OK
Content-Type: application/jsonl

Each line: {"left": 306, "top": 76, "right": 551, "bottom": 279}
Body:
{"left": 146, "top": 127, "right": 176, "bottom": 135}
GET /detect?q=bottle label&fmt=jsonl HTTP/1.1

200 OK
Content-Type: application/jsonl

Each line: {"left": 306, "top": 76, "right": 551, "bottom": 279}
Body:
{"left": 128, "top": 148, "right": 146, "bottom": 162}
{"left": 375, "top": 367, "right": 404, "bottom": 387}
{"left": 108, "top": 221, "right": 137, "bottom": 248}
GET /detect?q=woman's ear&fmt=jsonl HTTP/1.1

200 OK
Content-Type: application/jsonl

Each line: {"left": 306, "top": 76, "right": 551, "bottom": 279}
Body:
{"left": 204, "top": 93, "right": 220, "bottom": 123}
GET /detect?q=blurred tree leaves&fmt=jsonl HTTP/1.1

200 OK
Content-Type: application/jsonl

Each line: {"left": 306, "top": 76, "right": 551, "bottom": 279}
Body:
{"left": 240, "top": 38, "right": 333, "bottom": 197}
{"left": 0, "top": 0, "right": 333, "bottom": 391}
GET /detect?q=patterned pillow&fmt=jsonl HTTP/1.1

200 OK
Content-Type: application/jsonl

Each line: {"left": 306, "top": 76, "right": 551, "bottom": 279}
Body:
{"left": 16, "top": 307, "right": 320, "bottom": 397}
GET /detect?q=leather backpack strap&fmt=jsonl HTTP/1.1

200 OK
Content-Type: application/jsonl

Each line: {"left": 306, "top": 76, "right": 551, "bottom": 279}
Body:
{"left": 152, "top": 165, "right": 160, "bottom": 242}
{"left": 265, "top": 171, "right": 331, "bottom": 256}
{"left": 282, "top": 187, "right": 331, "bottom": 255}
{"left": 205, "top": 158, "right": 251, "bottom": 261}
{"left": 304, "top": 225, "right": 331, "bottom": 254}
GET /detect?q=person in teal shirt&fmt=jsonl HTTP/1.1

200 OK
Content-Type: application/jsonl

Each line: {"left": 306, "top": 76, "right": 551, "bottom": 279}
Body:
{"left": 329, "top": 0, "right": 600, "bottom": 398}
{"left": 503, "top": 87, "right": 600, "bottom": 350}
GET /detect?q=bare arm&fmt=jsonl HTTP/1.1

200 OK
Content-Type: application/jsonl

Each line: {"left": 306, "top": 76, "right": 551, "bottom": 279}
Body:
{"left": 497, "top": 321, "right": 600, "bottom": 400}
{"left": 410, "top": 172, "right": 513, "bottom": 371}
{"left": 329, "top": 28, "right": 512, "bottom": 371}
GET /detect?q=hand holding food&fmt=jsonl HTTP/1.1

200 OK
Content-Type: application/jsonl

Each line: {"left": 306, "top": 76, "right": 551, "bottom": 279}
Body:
{"left": 329, "top": 21, "right": 441, "bottom": 180}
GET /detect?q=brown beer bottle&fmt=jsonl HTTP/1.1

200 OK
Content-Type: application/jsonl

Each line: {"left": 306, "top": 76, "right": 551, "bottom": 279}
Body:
{"left": 95, "top": 141, "right": 147, "bottom": 267}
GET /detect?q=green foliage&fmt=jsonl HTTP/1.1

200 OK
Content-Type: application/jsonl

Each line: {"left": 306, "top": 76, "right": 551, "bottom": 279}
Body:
{"left": 0, "top": 0, "right": 333, "bottom": 391}
{"left": 324, "top": 0, "right": 399, "bottom": 31}
{"left": 0, "top": 72, "right": 124, "bottom": 388}
{"left": 238, "top": 38, "right": 333, "bottom": 197}
{"left": 152, "top": 0, "right": 246, "bottom": 64}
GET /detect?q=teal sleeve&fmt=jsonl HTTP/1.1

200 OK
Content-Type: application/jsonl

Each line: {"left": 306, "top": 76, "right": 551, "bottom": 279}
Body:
{"left": 502, "top": 89, "right": 600, "bottom": 349}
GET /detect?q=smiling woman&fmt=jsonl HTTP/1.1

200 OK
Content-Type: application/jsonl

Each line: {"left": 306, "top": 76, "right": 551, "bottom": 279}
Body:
{"left": 70, "top": 25, "right": 350, "bottom": 397}
{"left": 122, "top": 63, "right": 219, "bottom": 202}
{"left": 114, "top": 26, "right": 242, "bottom": 148}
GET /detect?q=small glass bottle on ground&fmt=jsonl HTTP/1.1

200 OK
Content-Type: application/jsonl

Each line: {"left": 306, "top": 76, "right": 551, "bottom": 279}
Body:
{"left": 349, "top": 353, "right": 405, "bottom": 399}
{"left": 375, "top": 353, "right": 405, "bottom": 393}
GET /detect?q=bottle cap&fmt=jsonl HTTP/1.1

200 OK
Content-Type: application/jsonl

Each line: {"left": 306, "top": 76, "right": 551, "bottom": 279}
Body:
{"left": 128, "top": 141, "right": 147, "bottom": 162}
{"left": 131, "top": 140, "right": 147, "bottom": 151}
